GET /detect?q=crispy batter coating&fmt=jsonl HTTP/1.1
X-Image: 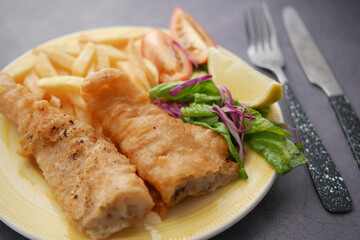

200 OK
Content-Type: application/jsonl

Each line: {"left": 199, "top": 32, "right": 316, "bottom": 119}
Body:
{"left": 81, "top": 69, "right": 238, "bottom": 208}
{"left": 0, "top": 73, "right": 154, "bottom": 239}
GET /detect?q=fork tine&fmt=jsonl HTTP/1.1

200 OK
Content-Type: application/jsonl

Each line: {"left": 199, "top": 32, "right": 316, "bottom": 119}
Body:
{"left": 254, "top": 3, "right": 271, "bottom": 50}
{"left": 249, "top": 4, "right": 263, "bottom": 50}
{"left": 242, "top": 5, "right": 256, "bottom": 48}
{"left": 243, "top": 2, "right": 285, "bottom": 73}
{"left": 261, "top": 2, "right": 278, "bottom": 49}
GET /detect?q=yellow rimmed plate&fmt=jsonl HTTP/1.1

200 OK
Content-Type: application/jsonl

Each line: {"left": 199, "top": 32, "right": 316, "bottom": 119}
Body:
{"left": 0, "top": 27, "right": 280, "bottom": 240}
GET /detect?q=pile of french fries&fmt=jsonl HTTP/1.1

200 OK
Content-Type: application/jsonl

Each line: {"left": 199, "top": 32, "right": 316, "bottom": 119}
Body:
{"left": 3, "top": 29, "right": 159, "bottom": 128}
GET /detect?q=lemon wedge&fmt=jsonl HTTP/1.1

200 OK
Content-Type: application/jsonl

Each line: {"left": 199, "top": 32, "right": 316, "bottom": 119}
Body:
{"left": 208, "top": 47, "right": 283, "bottom": 108}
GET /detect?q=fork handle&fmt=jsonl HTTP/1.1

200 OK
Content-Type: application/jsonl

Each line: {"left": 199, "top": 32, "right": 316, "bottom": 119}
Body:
{"left": 282, "top": 82, "right": 352, "bottom": 213}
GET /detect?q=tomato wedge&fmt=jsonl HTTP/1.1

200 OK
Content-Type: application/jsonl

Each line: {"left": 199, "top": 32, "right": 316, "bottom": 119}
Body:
{"left": 170, "top": 7, "right": 216, "bottom": 64}
{"left": 142, "top": 29, "right": 193, "bottom": 83}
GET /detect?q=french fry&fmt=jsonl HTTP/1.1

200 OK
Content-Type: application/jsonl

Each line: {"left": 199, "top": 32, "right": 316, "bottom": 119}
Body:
{"left": 79, "top": 28, "right": 149, "bottom": 47}
{"left": 115, "top": 61, "right": 130, "bottom": 73}
{"left": 34, "top": 52, "right": 58, "bottom": 78}
{"left": 133, "top": 38, "right": 143, "bottom": 56}
{"left": 3, "top": 53, "right": 36, "bottom": 83}
{"left": 36, "top": 42, "right": 82, "bottom": 57}
{"left": 143, "top": 58, "right": 159, "bottom": 86}
{"left": 95, "top": 45, "right": 110, "bottom": 70}
{"left": 36, "top": 76, "right": 84, "bottom": 93}
{"left": 115, "top": 60, "right": 147, "bottom": 91}
{"left": 126, "top": 39, "right": 155, "bottom": 91}
{"left": 23, "top": 70, "right": 51, "bottom": 100}
{"left": 80, "top": 33, "right": 130, "bottom": 48}
{"left": 96, "top": 44, "right": 127, "bottom": 62}
{"left": 74, "top": 106, "right": 93, "bottom": 125}
{"left": 48, "top": 94, "right": 61, "bottom": 108}
{"left": 53, "top": 42, "right": 82, "bottom": 57}
{"left": 57, "top": 67, "right": 71, "bottom": 76}
{"left": 66, "top": 93, "right": 87, "bottom": 110}
{"left": 86, "top": 61, "right": 97, "bottom": 75}
{"left": 72, "top": 42, "right": 96, "bottom": 77}
{"left": 34, "top": 47, "right": 76, "bottom": 71}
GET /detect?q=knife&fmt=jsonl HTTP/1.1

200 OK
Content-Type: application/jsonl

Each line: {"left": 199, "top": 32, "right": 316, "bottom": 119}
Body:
{"left": 282, "top": 7, "right": 360, "bottom": 170}
{"left": 281, "top": 6, "right": 354, "bottom": 213}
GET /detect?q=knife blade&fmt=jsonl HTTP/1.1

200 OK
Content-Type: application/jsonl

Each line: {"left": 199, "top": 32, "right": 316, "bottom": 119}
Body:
{"left": 282, "top": 6, "right": 360, "bottom": 169}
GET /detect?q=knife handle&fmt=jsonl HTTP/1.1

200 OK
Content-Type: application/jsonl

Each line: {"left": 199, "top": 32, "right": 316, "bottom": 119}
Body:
{"left": 329, "top": 95, "right": 360, "bottom": 168}
{"left": 283, "top": 82, "right": 352, "bottom": 213}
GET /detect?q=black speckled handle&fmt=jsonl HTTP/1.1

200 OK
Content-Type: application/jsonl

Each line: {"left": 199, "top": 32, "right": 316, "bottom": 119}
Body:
{"left": 283, "top": 83, "right": 352, "bottom": 213}
{"left": 329, "top": 95, "right": 360, "bottom": 168}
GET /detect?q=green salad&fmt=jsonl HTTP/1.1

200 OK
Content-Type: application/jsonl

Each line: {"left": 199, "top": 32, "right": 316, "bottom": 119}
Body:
{"left": 149, "top": 73, "right": 308, "bottom": 179}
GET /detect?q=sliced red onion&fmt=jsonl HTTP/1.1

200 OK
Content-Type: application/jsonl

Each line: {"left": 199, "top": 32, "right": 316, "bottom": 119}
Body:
{"left": 215, "top": 85, "right": 226, "bottom": 105}
{"left": 215, "top": 104, "right": 254, "bottom": 134}
{"left": 168, "top": 74, "right": 212, "bottom": 96}
{"left": 151, "top": 92, "right": 187, "bottom": 118}
{"left": 239, "top": 103, "right": 253, "bottom": 132}
{"left": 169, "top": 40, "right": 198, "bottom": 68}
{"left": 216, "top": 84, "right": 234, "bottom": 105}
{"left": 211, "top": 104, "right": 240, "bottom": 132}
{"left": 211, "top": 104, "right": 244, "bottom": 162}
{"left": 279, "top": 124, "right": 301, "bottom": 143}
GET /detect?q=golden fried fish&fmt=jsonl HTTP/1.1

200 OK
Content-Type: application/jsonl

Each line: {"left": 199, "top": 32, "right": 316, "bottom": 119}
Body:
{"left": 81, "top": 69, "right": 238, "bottom": 210}
{"left": 0, "top": 73, "right": 154, "bottom": 239}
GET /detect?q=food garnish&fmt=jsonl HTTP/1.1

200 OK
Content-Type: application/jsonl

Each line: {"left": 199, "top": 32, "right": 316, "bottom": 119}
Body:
{"left": 208, "top": 47, "right": 283, "bottom": 108}
{"left": 170, "top": 7, "right": 216, "bottom": 64}
{"left": 149, "top": 75, "right": 308, "bottom": 177}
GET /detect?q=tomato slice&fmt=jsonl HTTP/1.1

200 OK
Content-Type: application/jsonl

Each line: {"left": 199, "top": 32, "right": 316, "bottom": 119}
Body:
{"left": 142, "top": 29, "right": 193, "bottom": 83}
{"left": 170, "top": 7, "right": 216, "bottom": 64}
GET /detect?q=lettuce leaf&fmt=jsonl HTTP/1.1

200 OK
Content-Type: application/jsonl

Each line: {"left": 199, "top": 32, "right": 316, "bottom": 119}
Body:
{"left": 245, "top": 132, "right": 308, "bottom": 175}
{"left": 148, "top": 79, "right": 308, "bottom": 178}
{"left": 149, "top": 79, "right": 220, "bottom": 102}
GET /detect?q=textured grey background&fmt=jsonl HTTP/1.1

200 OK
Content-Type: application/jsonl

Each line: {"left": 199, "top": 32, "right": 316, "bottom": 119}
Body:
{"left": 0, "top": 0, "right": 359, "bottom": 239}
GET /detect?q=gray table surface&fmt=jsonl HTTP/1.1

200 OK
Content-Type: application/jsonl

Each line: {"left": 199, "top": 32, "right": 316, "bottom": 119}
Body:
{"left": 0, "top": 0, "right": 359, "bottom": 239}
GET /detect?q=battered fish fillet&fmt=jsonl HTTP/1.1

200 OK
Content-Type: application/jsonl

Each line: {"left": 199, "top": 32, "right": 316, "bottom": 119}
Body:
{"left": 81, "top": 69, "right": 238, "bottom": 208}
{"left": 0, "top": 73, "right": 154, "bottom": 239}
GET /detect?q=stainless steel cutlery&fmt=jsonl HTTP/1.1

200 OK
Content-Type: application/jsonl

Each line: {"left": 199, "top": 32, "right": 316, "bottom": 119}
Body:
{"left": 242, "top": 2, "right": 352, "bottom": 213}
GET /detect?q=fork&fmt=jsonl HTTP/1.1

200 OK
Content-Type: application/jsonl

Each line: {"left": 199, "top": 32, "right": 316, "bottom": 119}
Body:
{"left": 242, "top": 2, "right": 352, "bottom": 213}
